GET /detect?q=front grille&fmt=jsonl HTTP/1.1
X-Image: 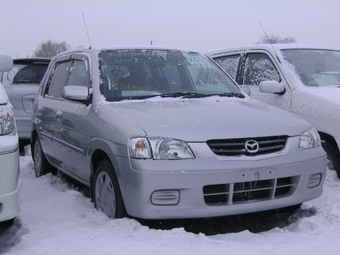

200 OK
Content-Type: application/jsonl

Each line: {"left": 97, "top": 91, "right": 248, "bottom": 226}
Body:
{"left": 206, "top": 136, "right": 287, "bottom": 156}
{"left": 203, "top": 177, "right": 294, "bottom": 205}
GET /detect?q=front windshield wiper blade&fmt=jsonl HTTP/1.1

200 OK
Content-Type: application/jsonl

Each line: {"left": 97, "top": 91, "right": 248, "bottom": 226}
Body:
{"left": 161, "top": 92, "right": 246, "bottom": 99}
{"left": 161, "top": 92, "right": 212, "bottom": 98}
{"left": 105, "top": 94, "right": 160, "bottom": 102}
{"left": 218, "top": 92, "right": 245, "bottom": 98}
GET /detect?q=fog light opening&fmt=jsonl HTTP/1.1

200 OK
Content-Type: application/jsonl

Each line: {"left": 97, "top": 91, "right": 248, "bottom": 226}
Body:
{"left": 151, "top": 190, "right": 180, "bottom": 205}
{"left": 308, "top": 173, "right": 322, "bottom": 188}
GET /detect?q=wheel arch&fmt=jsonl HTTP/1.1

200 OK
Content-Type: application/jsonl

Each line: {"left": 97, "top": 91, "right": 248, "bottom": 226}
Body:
{"left": 30, "top": 130, "right": 38, "bottom": 160}
{"left": 89, "top": 148, "right": 128, "bottom": 217}
{"left": 88, "top": 141, "right": 124, "bottom": 202}
{"left": 319, "top": 131, "right": 339, "bottom": 151}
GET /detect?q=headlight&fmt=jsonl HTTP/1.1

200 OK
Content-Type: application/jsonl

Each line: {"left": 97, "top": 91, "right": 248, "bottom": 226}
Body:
{"left": 129, "top": 137, "right": 195, "bottom": 160}
{"left": 0, "top": 104, "right": 15, "bottom": 135}
{"left": 299, "top": 127, "right": 321, "bottom": 150}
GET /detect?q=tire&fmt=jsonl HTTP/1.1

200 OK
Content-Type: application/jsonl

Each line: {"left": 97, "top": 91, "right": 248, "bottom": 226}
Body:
{"left": 322, "top": 142, "right": 340, "bottom": 178}
{"left": 93, "top": 160, "right": 126, "bottom": 219}
{"left": 33, "top": 137, "right": 56, "bottom": 177}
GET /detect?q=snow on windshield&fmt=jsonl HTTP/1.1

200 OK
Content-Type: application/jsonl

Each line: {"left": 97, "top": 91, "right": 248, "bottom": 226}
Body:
{"left": 98, "top": 49, "right": 240, "bottom": 101}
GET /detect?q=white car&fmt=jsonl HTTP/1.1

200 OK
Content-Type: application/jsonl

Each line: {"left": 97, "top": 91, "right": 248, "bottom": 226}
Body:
{"left": 0, "top": 54, "right": 20, "bottom": 224}
{"left": 208, "top": 44, "right": 340, "bottom": 178}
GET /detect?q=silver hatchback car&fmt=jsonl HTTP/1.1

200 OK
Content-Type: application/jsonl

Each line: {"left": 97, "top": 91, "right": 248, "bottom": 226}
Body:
{"left": 31, "top": 47, "right": 326, "bottom": 220}
{"left": 1, "top": 58, "right": 50, "bottom": 153}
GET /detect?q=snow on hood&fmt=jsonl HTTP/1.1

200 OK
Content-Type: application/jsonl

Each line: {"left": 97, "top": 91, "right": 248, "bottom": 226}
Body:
{"left": 107, "top": 96, "right": 310, "bottom": 141}
{"left": 302, "top": 85, "right": 340, "bottom": 104}
{"left": 292, "top": 85, "right": 340, "bottom": 135}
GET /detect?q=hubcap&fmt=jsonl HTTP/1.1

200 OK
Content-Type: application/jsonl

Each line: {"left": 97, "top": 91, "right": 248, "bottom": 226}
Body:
{"left": 95, "top": 171, "right": 116, "bottom": 218}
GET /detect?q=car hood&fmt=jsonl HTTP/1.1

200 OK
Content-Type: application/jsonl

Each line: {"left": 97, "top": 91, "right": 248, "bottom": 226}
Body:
{"left": 107, "top": 97, "right": 310, "bottom": 141}
{"left": 303, "top": 85, "right": 340, "bottom": 104}
{"left": 0, "top": 83, "right": 9, "bottom": 104}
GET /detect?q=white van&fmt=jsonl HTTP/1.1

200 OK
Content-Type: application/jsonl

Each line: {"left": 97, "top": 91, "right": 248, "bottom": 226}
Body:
{"left": 208, "top": 44, "right": 340, "bottom": 177}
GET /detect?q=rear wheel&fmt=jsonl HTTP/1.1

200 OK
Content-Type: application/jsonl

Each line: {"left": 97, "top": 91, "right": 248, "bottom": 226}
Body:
{"left": 322, "top": 142, "right": 340, "bottom": 178}
{"left": 33, "top": 137, "right": 56, "bottom": 177}
{"left": 93, "top": 160, "right": 126, "bottom": 219}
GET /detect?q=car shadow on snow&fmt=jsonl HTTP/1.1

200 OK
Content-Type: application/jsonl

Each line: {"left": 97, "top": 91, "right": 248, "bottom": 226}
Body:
{"left": 57, "top": 172, "right": 317, "bottom": 235}
{"left": 0, "top": 218, "right": 29, "bottom": 254}
{"left": 137, "top": 206, "right": 317, "bottom": 235}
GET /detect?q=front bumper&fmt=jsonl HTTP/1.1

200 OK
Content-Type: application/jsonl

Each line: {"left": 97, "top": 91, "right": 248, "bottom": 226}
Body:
{"left": 113, "top": 142, "right": 326, "bottom": 220}
{"left": 0, "top": 134, "right": 20, "bottom": 222}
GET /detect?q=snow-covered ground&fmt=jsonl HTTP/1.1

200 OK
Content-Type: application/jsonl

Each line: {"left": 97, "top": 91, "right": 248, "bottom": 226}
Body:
{"left": 1, "top": 148, "right": 340, "bottom": 255}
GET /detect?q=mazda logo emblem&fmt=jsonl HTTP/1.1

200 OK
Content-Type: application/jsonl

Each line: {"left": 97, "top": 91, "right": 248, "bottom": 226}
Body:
{"left": 245, "top": 140, "right": 259, "bottom": 153}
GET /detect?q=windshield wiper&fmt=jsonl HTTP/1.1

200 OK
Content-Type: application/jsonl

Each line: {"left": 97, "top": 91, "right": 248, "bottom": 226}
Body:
{"left": 161, "top": 92, "right": 245, "bottom": 99}
{"left": 105, "top": 94, "right": 160, "bottom": 102}
{"left": 161, "top": 92, "right": 212, "bottom": 98}
{"left": 218, "top": 92, "right": 245, "bottom": 98}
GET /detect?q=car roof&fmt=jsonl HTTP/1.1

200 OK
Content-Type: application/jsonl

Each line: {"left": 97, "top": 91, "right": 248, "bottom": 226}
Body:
{"left": 53, "top": 45, "right": 198, "bottom": 58}
{"left": 207, "top": 44, "right": 340, "bottom": 57}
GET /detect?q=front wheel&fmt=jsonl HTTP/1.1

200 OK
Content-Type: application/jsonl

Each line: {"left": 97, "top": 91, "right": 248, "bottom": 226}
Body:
{"left": 322, "top": 142, "right": 340, "bottom": 178}
{"left": 93, "top": 160, "right": 126, "bottom": 219}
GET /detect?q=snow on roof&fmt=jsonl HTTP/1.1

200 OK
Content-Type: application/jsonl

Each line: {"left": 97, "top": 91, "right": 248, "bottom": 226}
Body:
{"left": 207, "top": 44, "right": 340, "bottom": 57}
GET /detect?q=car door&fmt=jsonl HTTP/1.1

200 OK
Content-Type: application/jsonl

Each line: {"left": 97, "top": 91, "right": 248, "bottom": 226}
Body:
{"left": 53, "top": 54, "right": 91, "bottom": 182}
{"left": 36, "top": 56, "right": 73, "bottom": 166}
{"left": 215, "top": 51, "right": 292, "bottom": 112}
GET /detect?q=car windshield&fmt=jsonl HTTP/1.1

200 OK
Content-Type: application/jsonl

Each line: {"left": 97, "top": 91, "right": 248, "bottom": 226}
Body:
{"left": 1, "top": 63, "right": 49, "bottom": 85}
{"left": 281, "top": 49, "right": 340, "bottom": 87}
{"left": 98, "top": 49, "right": 242, "bottom": 101}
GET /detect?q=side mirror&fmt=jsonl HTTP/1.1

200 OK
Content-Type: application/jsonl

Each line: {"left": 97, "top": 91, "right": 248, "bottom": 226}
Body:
{"left": 0, "top": 54, "right": 13, "bottom": 72}
{"left": 62, "top": 86, "right": 89, "bottom": 101}
{"left": 259, "top": 80, "right": 286, "bottom": 95}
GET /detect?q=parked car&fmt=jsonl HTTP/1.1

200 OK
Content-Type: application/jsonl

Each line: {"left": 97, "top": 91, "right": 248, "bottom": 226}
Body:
{"left": 0, "top": 57, "right": 50, "bottom": 154}
{"left": 208, "top": 44, "right": 340, "bottom": 178}
{"left": 31, "top": 46, "right": 326, "bottom": 220}
{"left": 0, "top": 54, "right": 20, "bottom": 225}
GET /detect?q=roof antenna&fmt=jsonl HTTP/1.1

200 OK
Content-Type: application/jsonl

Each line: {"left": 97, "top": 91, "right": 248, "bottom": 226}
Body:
{"left": 258, "top": 21, "right": 281, "bottom": 63}
{"left": 82, "top": 14, "right": 92, "bottom": 49}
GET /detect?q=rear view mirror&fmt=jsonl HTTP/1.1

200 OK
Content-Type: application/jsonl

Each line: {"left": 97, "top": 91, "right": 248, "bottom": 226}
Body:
{"left": 259, "top": 80, "right": 286, "bottom": 95}
{"left": 0, "top": 54, "right": 13, "bottom": 72}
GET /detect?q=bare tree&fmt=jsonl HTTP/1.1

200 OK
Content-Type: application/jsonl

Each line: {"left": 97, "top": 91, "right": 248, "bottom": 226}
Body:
{"left": 33, "top": 40, "right": 71, "bottom": 58}
{"left": 257, "top": 35, "right": 296, "bottom": 44}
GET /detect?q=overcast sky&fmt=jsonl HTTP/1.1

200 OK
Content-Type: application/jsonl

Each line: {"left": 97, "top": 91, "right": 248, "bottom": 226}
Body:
{"left": 1, "top": 0, "right": 340, "bottom": 58}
